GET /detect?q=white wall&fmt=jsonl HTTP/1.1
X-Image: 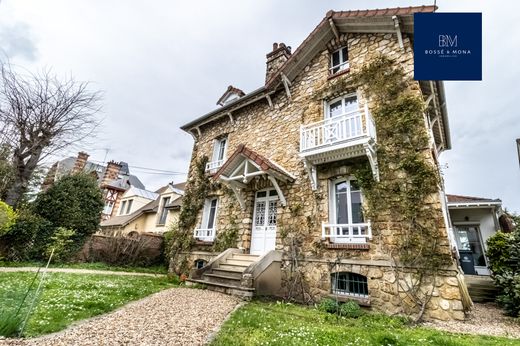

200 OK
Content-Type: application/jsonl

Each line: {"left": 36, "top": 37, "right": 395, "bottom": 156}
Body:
{"left": 448, "top": 207, "right": 499, "bottom": 251}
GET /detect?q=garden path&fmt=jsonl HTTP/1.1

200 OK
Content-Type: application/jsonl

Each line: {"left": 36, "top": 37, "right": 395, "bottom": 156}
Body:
{"left": 0, "top": 267, "right": 164, "bottom": 277}
{"left": 0, "top": 288, "right": 240, "bottom": 345}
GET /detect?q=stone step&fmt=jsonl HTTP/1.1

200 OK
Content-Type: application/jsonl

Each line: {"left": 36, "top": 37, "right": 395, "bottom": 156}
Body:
{"left": 218, "top": 263, "right": 249, "bottom": 272}
{"left": 224, "top": 259, "right": 255, "bottom": 266}
{"left": 211, "top": 268, "right": 244, "bottom": 279}
{"left": 231, "top": 253, "right": 260, "bottom": 261}
{"left": 203, "top": 273, "right": 242, "bottom": 285}
{"left": 186, "top": 278, "right": 254, "bottom": 299}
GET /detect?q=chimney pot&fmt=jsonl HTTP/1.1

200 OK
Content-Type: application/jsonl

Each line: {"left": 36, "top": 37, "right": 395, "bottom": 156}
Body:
{"left": 265, "top": 42, "right": 292, "bottom": 84}
{"left": 273, "top": 43, "right": 278, "bottom": 50}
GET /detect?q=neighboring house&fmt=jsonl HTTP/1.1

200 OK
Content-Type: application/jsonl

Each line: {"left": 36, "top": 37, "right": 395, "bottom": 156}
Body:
{"left": 447, "top": 194, "right": 503, "bottom": 276}
{"left": 42, "top": 152, "right": 146, "bottom": 221}
{"left": 99, "top": 182, "right": 184, "bottom": 235}
{"left": 177, "top": 6, "right": 467, "bottom": 321}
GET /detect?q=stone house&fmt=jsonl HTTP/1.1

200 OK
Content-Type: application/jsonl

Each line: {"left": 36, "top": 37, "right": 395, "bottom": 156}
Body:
{"left": 42, "top": 151, "right": 146, "bottom": 221}
{"left": 177, "top": 6, "right": 468, "bottom": 321}
{"left": 99, "top": 182, "right": 184, "bottom": 235}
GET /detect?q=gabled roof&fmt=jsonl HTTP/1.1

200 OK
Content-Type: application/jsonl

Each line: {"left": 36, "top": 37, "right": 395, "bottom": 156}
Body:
{"left": 213, "top": 144, "right": 295, "bottom": 182}
{"left": 180, "top": 6, "right": 450, "bottom": 150}
{"left": 447, "top": 194, "right": 502, "bottom": 208}
{"left": 217, "top": 85, "right": 245, "bottom": 106}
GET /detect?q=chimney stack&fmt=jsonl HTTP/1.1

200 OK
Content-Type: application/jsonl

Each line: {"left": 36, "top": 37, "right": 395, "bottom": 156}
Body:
{"left": 265, "top": 42, "right": 292, "bottom": 83}
{"left": 101, "top": 160, "right": 122, "bottom": 187}
{"left": 72, "top": 151, "right": 89, "bottom": 174}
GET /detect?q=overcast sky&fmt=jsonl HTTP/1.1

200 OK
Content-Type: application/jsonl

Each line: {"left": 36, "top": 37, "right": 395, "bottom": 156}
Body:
{"left": 1, "top": 0, "right": 519, "bottom": 212}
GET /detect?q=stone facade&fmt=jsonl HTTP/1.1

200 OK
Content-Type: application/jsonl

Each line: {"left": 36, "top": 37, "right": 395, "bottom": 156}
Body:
{"left": 180, "top": 16, "right": 464, "bottom": 320}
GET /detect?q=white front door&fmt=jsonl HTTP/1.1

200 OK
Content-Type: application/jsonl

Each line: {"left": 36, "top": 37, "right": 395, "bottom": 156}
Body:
{"left": 250, "top": 189, "right": 278, "bottom": 255}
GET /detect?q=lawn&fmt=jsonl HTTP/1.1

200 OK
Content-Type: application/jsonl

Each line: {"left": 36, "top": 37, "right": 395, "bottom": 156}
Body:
{"left": 0, "top": 260, "right": 168, "bottom": 274}
{"left": 0, "top": 271, "right": 177, "bottom": 337}
{"left": 211, "top": 301, "right": 520, "bottom": 346}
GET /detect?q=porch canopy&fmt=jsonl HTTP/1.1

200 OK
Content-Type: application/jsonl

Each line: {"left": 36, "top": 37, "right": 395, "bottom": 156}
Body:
{"left": 213, "top": 144, "right": 295, "bottom": 209}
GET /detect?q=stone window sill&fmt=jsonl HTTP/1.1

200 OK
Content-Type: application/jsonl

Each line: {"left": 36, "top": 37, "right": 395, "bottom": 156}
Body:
{"left": 325, "top": 243, "right": 370, "bottom": 250}
{"left": 195, "top": 240, "right": 214, "bottom": 246}
{"left": 328, "top": 68, "right": 350, "bottom": 80}
{"left": 327, "top": 293, "right": 371, "bottom": 307}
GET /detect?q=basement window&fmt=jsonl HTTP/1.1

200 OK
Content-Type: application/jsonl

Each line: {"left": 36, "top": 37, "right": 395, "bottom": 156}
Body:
{"left": 331, "top": 272, "right": 368, "bottom": 298}
{"left": 330, "top": 46, "right": 349, "bottom": 74}
{"left": 194, "top": 259, "right": 207, "bottom": 269}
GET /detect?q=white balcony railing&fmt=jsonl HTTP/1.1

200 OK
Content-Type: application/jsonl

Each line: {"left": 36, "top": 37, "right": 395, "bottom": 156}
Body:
{"left": 300, "top": 105, "right": 375, "bottom": 153}
{"left": 193, "top": 228, "right": 215, "bottom": 242}
{"left": 322, "top": 222, "right": 372, "bottom": 243}
{"left": 205, "top": 159, "right": 224, "bottom": 172}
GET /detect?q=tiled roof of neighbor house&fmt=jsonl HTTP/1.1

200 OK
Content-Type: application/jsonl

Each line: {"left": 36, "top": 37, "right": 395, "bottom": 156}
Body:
{"left": 171, "top": 182, "right": 186, "bottom": 191}
{"left": 99, "top": 209, "right": 143, "bottom": 227}
{"left": 166, "top": 196, "right": 183, "bottom": 209}
{"left": 447, "top": 194, "right": 502, "bottom": 204}
{"left": 56, "top": 157, "right": 146, "bottom": 190}
{"left": 123, "top": 186, "right": 159, "bottom": 200}
{"left": 213, "top": 144, "right": 295, "bottom": 182}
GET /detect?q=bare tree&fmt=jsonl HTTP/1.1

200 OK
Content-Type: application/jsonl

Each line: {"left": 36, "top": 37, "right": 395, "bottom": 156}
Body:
{"left": 0, "top": 62, "right": 102, "bottom": 208}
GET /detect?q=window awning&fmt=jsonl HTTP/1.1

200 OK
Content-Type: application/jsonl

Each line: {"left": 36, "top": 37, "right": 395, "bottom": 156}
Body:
{"left": 213, "top": 144, "right": 295, "bottom": 209}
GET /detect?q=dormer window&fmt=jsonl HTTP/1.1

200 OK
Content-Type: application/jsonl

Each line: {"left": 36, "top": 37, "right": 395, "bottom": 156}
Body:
{"left": 206, "top": 136, "right": 228, "bottom": 172}
{"left": 330, "top": 46, "right": 349, "bottom": 74}
{"left": 216, "top": 85, "right": 245, "bottom": 107}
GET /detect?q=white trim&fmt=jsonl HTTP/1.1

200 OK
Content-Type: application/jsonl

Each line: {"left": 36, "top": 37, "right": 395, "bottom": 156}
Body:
{"left": 329, "top": 46, "right": 349, "bottom": 74}
{"left": 447, "top": 202, "right": 501, "bottom": 209}
{"left": 195, "top": 197, "right": 219, "bottom": 241}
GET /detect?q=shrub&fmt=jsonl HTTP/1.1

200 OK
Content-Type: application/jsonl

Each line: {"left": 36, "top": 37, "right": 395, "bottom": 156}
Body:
{"left": 0, "top": 209, "right": 53, "bottom": 261}
{"left": 318, "top": 298, "right": 339, "bottom": 314}
{"left": 44, "top": 227, "right": 76, "bottom": 262}
{"left": 32, "top": 173, "right": 103, "bottom": 249}
{"left": 339, "top": 301, "right": 363, "bottom": 318}
{"left": 0, "top": 201, "right": 16, "bottom": 237}
{"left": 487, "top": 228, "right": 520, "bottom": 316}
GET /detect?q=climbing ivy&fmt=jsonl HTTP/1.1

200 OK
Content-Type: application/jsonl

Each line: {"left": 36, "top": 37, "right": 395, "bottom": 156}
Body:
{"left": 168, "top": 155, "right": 219, "bottom": 274}
{"left": 350, "top": 56, "right": 452, "bottom": 319}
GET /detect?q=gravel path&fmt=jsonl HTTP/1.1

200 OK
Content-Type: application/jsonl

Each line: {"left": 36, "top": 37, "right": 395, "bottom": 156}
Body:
{"left": 0, "top": 267, "right": 164, "bottom": 277}
{"left": 0, "top": 288, "right": 240, "bottom": 346}
{"left": 422, "top": 302, "right": 520, "bottom": 338}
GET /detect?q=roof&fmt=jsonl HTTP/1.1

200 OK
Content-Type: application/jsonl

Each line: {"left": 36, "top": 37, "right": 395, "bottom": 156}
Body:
{"left": 123, "top": 186, "right": 159, "bottom": 200}
{"left": 447, "top": 194, "right": 502, "bottom": 208}
{"left": 56, "top": 156, "right": 145, "bottom": 190}
{"left": 213, "top": 144, "right": 295, "bottom": 182}
{"left": 171, "top": 182, "right": 186, "bottom": 191}
{"left": 166, "top": 196, "right": 183, "bottom": 209}
{"left": 179, "top": 6, "right": 449, "bottom": 150}
{"left": 216, "top": 85, "right": 245, "bottom": 106}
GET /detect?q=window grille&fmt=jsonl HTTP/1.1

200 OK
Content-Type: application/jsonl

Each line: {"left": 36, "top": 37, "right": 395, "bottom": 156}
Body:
{"left": 331, "top": 272, "right": 368, "bottom": 297}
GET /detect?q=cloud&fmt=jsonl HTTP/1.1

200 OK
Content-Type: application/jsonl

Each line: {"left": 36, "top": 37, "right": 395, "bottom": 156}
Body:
{"left": 0, "top": 22, "right": 37, "bottom": 61}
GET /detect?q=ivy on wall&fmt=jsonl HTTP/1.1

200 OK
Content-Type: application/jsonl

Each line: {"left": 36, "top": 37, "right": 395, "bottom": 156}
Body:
{"left": 349, "top": 55, "right": 453, "bottom": 319}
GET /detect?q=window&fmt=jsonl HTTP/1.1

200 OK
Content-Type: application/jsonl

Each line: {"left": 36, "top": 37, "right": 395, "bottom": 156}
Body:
{"left": 157, "top": 197, "right": 171, "bottom": 225}
{"left": 202, "top": 198, "right": 218, "bottom": 230}
{"left": 119, "top": 200, "right": 127, "bottom": 215}
{"left": 332, "top": 272, "right": 368, "bottom": 297}
{"left": 322, "top": 178, "right": 370, "bottom": 243}
{"left": 194, "top": 259, "right": 207, "bottom": 269}
{"left": 454, "top": 226, "right": 486, "bottom": 267}
{"left": 103, "top": 201, "right": 114, "bottom": 215}
{"left": 326, "top": 94, "right": 358, "bottom": 119}
{"left": 126, "top": 199, "right": 133, "bottom": 214}
{"left": 207, "top": 137, "right": 228, "bottom": 172}
{"left": 330, "top": 46, "right": 349, "bottom": 74}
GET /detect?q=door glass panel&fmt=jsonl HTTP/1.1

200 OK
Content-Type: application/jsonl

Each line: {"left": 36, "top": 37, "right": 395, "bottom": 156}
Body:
{"left": 328, "top": 100, "right": 343, "bottom": 118}
{"left": 335, "top": 182, "right": 349, "bottom": 224}
{"left": 344, "top": 96, "right": 358, "bottom": 114}
{"left": 255, "top": 201, "right": 266, "bottom": 226}
{"left": 269, "top": 189, "right": 278, "bottom": 196}
{"left": 455, "top": 226, "right": 485, "bottom": 266}
{"left": 268, "top": 201, "right": 277, "bottom": 226}
{"left": 206, "top": 199, "right": 217, "bottom": 229}
{"left": 256, "top": 191, "right": 267, "bottom": 198}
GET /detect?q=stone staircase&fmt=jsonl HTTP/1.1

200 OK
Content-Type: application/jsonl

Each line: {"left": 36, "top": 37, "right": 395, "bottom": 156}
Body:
{"left": 465, "top": 275, "right": 498, "bottom": 303}
{"left": 187, "top": 251, "right": 261, "bottom": 298}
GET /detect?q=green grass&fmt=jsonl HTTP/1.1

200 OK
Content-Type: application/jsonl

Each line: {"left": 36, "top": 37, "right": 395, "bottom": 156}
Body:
{"left": 0, "top": 260, "right": 168, "bottom": 274}
{"left": 0, "top": 271, "right": 177, "bottom": 337}
{"left": 211, "top": 301, "right": 520, "bottom": 346}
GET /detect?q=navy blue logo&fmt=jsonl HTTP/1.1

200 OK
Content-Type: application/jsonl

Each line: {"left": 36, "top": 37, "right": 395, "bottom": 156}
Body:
{"left": 414, "top": 13, "right": 482, "bottom": 80}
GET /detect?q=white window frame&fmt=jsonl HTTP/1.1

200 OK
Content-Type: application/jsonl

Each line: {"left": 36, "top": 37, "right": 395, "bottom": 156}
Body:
{"left": 329, "top": 46, "right": 349, "bottom": 74}
{"left": 157, "top": 196, "right": 171, "bottom": 225}
{"left": 194, "top": 197, "right": 218, "bottom": 241}
{"left": 324, "top": 93, "right": 359, "bottom": 119}
{"left": 125, "top": 199, "right": 133, "bottom": 214}
{"left": 119, "top": 200, "right": 127, "bottom": 215}
{"left": 206, "top": 137, "right": 228, "bottom": 172}
{"left": 323, "top": 177, "right": 371, "bottom": 243}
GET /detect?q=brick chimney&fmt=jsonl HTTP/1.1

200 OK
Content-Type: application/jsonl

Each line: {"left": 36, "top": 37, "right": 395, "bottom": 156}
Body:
{"left": 101, "top": 160, "right": 122, "bottom": 187}
{"left": 266, "top": 42, "right": 291, "bottom": 83}
{"left": 41, "top": 162, "right": 58, "bottom": 191}
{"left": 72, "top": 151, "right": 89, "bottom": 174}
